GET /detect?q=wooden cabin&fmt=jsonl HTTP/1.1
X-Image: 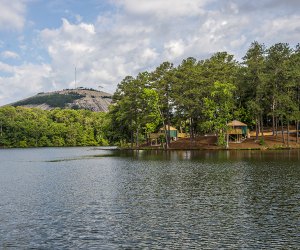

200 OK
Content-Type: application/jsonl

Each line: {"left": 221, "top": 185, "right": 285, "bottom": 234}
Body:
{"left": 227, "top": 120, "right": 249, "bottom": 143}
{"left": 149, "top": 125, "right": 178, "bottom": 146}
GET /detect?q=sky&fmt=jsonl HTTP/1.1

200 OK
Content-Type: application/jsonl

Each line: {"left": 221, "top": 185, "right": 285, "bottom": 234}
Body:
{"left": 0, "top": 0, "right": 300, "bottom": 105}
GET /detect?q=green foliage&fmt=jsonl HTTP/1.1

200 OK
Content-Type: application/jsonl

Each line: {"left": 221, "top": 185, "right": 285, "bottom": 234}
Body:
{"left": 13, "top": 93, "right": 84, "bottom": 108}
{"left": 108, "top": 43, "right": 300, "bottom": 148}
{"left": 0, "top": 106, "right": 110, "bottom": 148}
{"left": 109, "top": 72, "right": 162, "bottom": 147}
{"left": 203, "top": 81, "right": 236, "bottom": 147}
{"left": 4, "top": 42, "right": 300, "bottom": 149}
{"left": 259, "top": 138, "right": 266, "bottom": 146}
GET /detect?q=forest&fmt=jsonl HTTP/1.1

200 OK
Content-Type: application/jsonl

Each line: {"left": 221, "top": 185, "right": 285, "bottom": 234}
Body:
{"left": 110, "top": 42, "right": 300, "bottom": 148}
{"left": 0, "top": 107, "right": 110, "bottom": 147}
{"left": 1, "top": 42, "right": 300, "bottom": 148}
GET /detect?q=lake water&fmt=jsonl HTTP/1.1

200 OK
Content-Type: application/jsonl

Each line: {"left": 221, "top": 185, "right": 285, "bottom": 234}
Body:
{"left": 0, "top": 148, "right": 299, "bottom": 249}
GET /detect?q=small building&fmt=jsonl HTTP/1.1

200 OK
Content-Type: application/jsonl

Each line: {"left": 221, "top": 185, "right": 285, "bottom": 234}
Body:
{"left": 159, "top": 125, "right": 178, "bottom": 140}
{"left": 227, "top": 120, "right": 249, "bottom": 143}
{"left": 149, "top": 125, "right": 178, "bottom": 146}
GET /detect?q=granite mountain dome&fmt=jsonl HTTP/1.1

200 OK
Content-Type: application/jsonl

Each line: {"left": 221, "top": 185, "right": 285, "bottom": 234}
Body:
{"left": 9, "top": 88, "right": 112, "bottom": 112}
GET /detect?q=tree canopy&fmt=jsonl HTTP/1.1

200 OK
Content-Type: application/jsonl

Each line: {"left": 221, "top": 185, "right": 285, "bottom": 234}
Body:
{"left": 0, "top": 107, "right": 110, "bottom": 147}
{"left": 2, "top": 42, "right": 300, "bottom": 149}
{"left": 110, "top": 42, "right": 300, "bottom": 148}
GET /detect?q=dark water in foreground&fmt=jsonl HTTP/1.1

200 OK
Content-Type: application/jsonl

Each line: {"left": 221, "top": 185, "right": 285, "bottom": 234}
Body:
{"left": 0, "top": 148, "right": 299, "bottom": 249}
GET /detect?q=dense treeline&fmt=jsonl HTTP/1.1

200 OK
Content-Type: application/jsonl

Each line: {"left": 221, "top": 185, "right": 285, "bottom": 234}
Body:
{"left": 1, "top": 42, "right": 299, "bottom": 149}
{"left": 0, "top": 107, "right": 110, "bottom": 147}
{"left": 110, "top": 42, "right": 300, "bottom": 148}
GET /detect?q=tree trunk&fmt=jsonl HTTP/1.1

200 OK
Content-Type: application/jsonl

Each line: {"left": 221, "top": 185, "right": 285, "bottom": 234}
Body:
{"left": 296, "top": 120, "right": 299, "bottom": 144}
{"left": 272, "top": 99, "right": 276, "bottom": 135}
{"left": 261, "top": 114, "right": 264, "bottom": 139}
{"left": 226, "top": 131, "right": 229, "bottom": 149}
{"left": 130, "top": 117, "right": 134, "bottom": 149}
{"left": 136, "top": 127, "right": 139, "bottom": 148}
{"left": 190, "top": 117, "right": 193, "bottom": 142}
{"left": 166, "top": 86, "right": 171, "bottom": 146}
{"left": 275, "top": 116, "right": 278, "bottom": 138}
{"left": 287, "top": 119, "right": 290, "bottom": 147}
{"left": 131, "top": 130, "right": 134, "bottom": 149}
{"left": 256, "top": 117, "right": 259, "bottom": 140}
{"left": 158, "top": 107, "right": 169, "bottom": 149}
{"left": 281, "top": 117, "right": 285, "bottom": 144}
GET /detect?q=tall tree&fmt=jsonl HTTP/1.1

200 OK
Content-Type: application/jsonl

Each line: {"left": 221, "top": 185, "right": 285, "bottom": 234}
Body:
{"left": 151, "top": 62, "right": 175, "bottom": 148}
{"left": 241, "top": 41, "right": 266, "bottom": 140}
{"left": 264, "top": 43, "right": 292, "bottom": 141}
{"left": 203, "top": 81, "right": 236, "bottom": 148}
{"left": 285, "top": 44, "right": 300, "bottom": 143}
{"left": 110, "top": 72, "right": 161, "bottom": 148}
{"left": 173, "top": 57, "right": 204, "bottom": 138}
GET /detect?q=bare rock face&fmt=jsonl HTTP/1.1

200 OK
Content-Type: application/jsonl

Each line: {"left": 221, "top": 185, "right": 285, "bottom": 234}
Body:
{"left": 66, "top": 89, "right": 112, "bottom": 112}
{"left": 9, "top": 88, "right": 113, "bottom": 112}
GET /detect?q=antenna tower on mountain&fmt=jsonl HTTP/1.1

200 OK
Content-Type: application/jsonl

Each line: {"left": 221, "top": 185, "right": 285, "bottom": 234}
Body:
{"left": 74, "top": 66, "right": 77, "bottom": 89}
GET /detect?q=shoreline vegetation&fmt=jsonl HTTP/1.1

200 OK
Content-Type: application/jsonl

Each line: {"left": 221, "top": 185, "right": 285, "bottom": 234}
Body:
{"left": 118, "top": 134, "right": 300, "bottom": 151}
{"left": 110, "top": 42, "right": 300, "bottom": 150}
{"left": 0, "top": 107, "right": 110, "bottom": 148}
{"left": 1, "top": 42, "right": 300, "bottom": 150}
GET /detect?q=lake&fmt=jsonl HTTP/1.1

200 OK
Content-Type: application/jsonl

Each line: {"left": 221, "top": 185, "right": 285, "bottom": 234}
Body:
{"left": 0, "top": 148, "right": 299, "bottom": 249}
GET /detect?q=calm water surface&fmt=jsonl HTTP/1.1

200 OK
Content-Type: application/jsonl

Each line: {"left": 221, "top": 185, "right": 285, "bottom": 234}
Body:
{"left": 0, "top": 148, "right": 299, "bottom": 249}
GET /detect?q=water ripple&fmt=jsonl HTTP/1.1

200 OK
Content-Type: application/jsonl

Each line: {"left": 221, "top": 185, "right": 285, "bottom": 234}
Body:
{"left": 0, "top": 148, "right": 299, "bottom": 249}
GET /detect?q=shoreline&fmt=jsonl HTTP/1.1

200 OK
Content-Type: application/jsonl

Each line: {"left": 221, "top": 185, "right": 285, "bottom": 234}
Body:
{"left": 0, "top": 146, "right": 299, "bottom": 150}
{"left": 0, "top": 146, "right": 299, "bottom": 151}
{"left": 116, "top": 145, "right": 300, "bottom": 151}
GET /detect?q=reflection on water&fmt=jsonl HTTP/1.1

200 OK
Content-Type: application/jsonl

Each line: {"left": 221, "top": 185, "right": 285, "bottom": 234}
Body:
{"left": 0, "top": 148, "right": 299, "bottom": 249}
{"left": 117, "top": 149, "right": 300, "bottom": 161}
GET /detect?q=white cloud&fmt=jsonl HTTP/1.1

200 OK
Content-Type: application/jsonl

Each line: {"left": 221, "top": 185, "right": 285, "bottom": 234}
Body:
{"left": 36, "top": 2, "right": 300, "bottom": 95}
{"left": 141, "top": 48, "right": 158, "bottom": 62}
{"left": 38, "top": 18, "right": 160, "bottom": 93}
{"left": 258, "top": 15, "right": 300, "bottom": 42}
{"left": 1, "top": 0, "right": 300, "bottom": 105}
{"left": 230, "top": 35, "right": 247, "bottom": 48}
{"left": 113, "top": 0, "right": 209, "bottom": 18}
{"left": 0, "top": 62, "right": 52, "bottom": 105}
{"left": 0, "top": 0, "right": 27, "bottom": 30}
{"left": 0, "top": 61, "right": 15, "bottom": 73}
{"left": 164, "top": 40, "right": 185, "bottom": 60}
{"left": 1, "top": 50, "right": 20, "bottom": 59}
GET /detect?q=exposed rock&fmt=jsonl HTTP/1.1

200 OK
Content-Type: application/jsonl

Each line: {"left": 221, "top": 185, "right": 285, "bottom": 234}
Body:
{"left": 8, "top": 88, "right": 113, "bottom": 112}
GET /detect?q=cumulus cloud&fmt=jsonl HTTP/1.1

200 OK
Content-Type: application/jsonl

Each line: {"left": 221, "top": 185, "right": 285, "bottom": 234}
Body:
{"left": 1, "top": 50, "right": 20, "bottom": 59}
{"left": 113, "top": 0, "right": 210, "bottom": 18}
{"left": 1, "top": 0, "right": 300, "bottom": 105}
{"left": 0, "top": 62, "right": 52, "bottom": 104}
{"left": 0, "top": 0, "right": 27, "bottom": 30}
{"left": 258, "top": 15, "right": 300, "bottom": 43}
{"left": 0, "top": 61, "right": 15, "bottom": 73}
{"left": 39, "top": 17, "right": 160, "bottom": 92}
{"left": 164, "top": 40, "right": 186, "bottom": 60}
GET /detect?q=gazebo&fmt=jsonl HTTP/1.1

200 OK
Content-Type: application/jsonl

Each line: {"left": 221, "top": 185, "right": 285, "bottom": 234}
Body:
{"left": 149, "top": 125, "right": 178, "bottom": 145}
{"left": 227, "top": 120, "right": 249, "bottom": 143}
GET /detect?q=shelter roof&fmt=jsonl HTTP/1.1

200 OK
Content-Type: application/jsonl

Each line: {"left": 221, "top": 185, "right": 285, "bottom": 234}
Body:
{"left": 227, "top": 120, "right": 247, "bottom": 127}
{"left": 160, "top": 125, "right": 177, "bottom": 131}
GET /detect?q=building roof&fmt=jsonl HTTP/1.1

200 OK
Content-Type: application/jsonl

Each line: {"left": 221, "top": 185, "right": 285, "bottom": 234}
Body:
{"left": 227, "top": 120, "right": 247, "bottom": 127}
{"left": 160, "top": 125, "right": 177, "bottom": 131}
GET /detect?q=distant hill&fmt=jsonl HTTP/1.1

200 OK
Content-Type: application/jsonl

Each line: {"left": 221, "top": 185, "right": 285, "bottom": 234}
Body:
{"left": 8, "top": 88, "right": 113, "bottom": 112}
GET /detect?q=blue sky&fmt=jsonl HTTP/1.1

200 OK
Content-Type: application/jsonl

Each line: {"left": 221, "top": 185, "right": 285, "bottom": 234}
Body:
{"left": 0, "top": 0, "right": 300, "bottom": 105}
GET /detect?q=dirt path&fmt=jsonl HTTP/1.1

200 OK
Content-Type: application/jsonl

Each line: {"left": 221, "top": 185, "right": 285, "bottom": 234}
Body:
{"left": 167, "top": 134, "right": 300, "bottom": 150}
